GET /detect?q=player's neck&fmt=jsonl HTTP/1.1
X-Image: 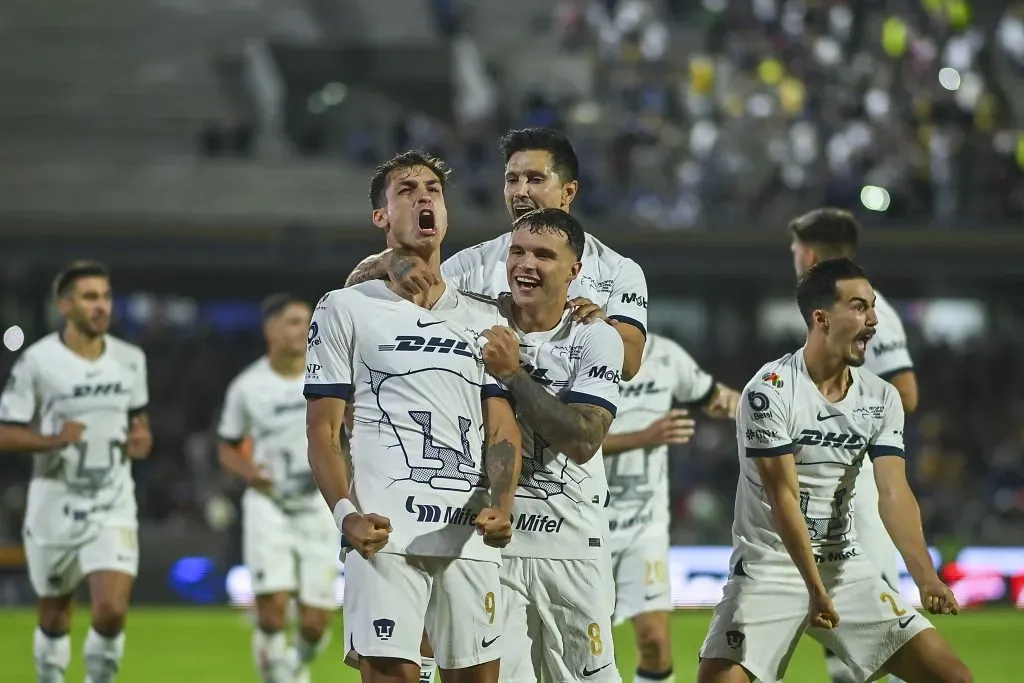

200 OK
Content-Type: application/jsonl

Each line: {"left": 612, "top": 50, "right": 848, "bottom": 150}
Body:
{"left": 512, "top": 301, "right": 563, "bottom": 333}
{"left": 60, "top": 325, "right": 105, "bottom": 361}
{"left": 802, "top": 342, "right": 852, "bottom": 401}
{"left": 268, "top": 352, "right": 305, "bottom": 378}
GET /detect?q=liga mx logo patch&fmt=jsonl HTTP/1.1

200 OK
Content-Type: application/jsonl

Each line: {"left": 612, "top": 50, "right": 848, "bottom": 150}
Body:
{"left": 373, "top": 618, "right": 396, "bottom": 641}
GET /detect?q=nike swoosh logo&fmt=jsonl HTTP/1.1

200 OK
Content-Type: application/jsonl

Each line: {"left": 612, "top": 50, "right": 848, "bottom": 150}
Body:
{"left": 417, "top": 320, "right": 444, "bottom": 328}
{"left": 644, "top": 592, "right": 667, "bottom": 601}
{"left": 481, "top": 635, "right": 500, "bottom": 648}
{"left": 582, "top": 663, "right": 612, "bottom": 677}
{"left": 898, "top": 615, "right": 915, "bottom": 629}
{"left": 816, "top": 410, "right": 843, "bottom": 421}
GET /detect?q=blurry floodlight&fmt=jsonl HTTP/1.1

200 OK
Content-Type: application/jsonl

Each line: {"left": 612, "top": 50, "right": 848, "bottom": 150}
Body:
{"left": 3, "top": 325, "right": 24, "bottom": 352}
{"left": 860, "top": 185, "right": 891, "bottom": 212}
{"left": 938, "top": 67, "right": 962, "bottom": 91}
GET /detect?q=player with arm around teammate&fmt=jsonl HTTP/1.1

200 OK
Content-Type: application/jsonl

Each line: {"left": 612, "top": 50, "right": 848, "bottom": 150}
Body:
{"left": 217, "top": 294, "right": 337, "bottom": 683}
{"left": 304, "top": 151, "right": 522, "bottom": 683}
{"left": 602, "top": 334, "right": 739, "bottom": 683}
{"left": 697, "top": 259, "right": 971, "bottom": 683}
{"left": 344, "top": 127, "right": 649, "bottom": 382}
{"left": 0, "top": 261, "right": 152, "bottom": 683}
{"left": 474, "top": 208, "right": 625, "bottom": 683}
{"left": 789, "top": 208, "right": 919, "bottom": 683}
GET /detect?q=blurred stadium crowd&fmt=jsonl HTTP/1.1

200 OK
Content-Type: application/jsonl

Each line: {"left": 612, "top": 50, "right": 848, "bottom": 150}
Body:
{"left": 363, "top": 0, "right": 1024, "bottom": 229}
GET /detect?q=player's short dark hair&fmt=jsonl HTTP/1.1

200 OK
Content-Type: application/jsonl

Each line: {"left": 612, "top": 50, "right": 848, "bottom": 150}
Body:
{"left": 260, "top": 293, "right": 307, "bottom": 322}
{"left": 512, "top": 208, "right": 585, "bottom": 260}
{"left": 52, "top": 261, "right": 110, "bottom": 299}
{"left": 500, "top": 128, "right": 579, "bottom": 183}
{"left": 368, "top": 150, "right": 451, "bottom": 210}
{"left": 789, "top": 208, "right": 860, "bottom": 259}
{"left": 796, "top": 258, "right": 870, "bottom": 326}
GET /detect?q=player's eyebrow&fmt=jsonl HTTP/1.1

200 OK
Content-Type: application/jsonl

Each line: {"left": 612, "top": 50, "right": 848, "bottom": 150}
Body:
{"left": 849, "top": 296, "right": 870, "bottom": 307}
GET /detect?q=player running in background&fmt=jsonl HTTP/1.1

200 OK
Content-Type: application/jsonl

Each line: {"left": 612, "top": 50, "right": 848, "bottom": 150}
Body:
{"left": 217, "top": 294, "right": 336, "bottom": 683}
{"left": 603, "top": 334, "right": 739, "bottom": 683}
{"left": 304, "top": 151, "right": 522, "bottom": 683}
{"left": 789, "top": 208, "right": 918, "bottom": 683}
{"left": 344, "top": 128, "right": 649, "bottom": 381}
{"left": 0, "top": 261, "right": 152, "bottom": 683}
{"left": 477, "top": 208, "right": 624, "bottom": 683}
{"left": 698, "top": 259, "right": 971, "bottom": 683}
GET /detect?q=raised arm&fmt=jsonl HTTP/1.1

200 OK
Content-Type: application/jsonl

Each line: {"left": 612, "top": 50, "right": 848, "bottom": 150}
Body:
{"left": 481, "top": 394, "right": 521, "bottom": 513}
{"left": 482, "top": 322, "right": 622, "bottom": 464}
{"left": 345, "top": 249, "right": 439, "bottom": 296}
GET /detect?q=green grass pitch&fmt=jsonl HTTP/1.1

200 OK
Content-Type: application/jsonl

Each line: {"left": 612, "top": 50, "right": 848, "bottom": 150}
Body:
{"left": 0, "top": 607, "right": 1018, "bottom": 681}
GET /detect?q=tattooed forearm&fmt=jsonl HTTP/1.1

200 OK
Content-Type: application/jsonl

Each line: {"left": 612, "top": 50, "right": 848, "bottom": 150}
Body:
{"left": 501, "top": 369, "right": 614, "bottom": 464}
{"left": 345, "top": 251, "right": 390, "bottom": 287}
{"left": 389, "top": 251, "right": 419, "bottom": 282}
{"left": 484, "top": 437, "right": 519, "bottom": 510}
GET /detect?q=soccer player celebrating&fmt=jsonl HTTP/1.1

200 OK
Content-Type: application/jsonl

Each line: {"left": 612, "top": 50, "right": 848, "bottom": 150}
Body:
{"left": 0, "top": 261, "right": 151, "bottom": 683}
{"left": 789, "top": 208, "right": 919, "bottom": 683}
{"left": 603, "top": 334, "right": 739, "bottom": 683}
{"left": 345, "top": 128, "right": 649, "bottom": 381}
{"left": 217, "top": 294, "right": 337, "bottom": 683}
{"left": 477, "top": 208, "right": 625, "bottom": 683}
{"left": 303, "top": 151, "right": 522, "bottom": 683}
{"left": 698, "top": 259, "right": 971, "bottom": 683}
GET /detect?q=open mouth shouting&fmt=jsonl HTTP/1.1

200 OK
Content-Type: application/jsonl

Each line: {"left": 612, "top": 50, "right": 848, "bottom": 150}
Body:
{"left": 854, "top": 328, "right": 875, "bottom": 354}
{"left": 512, "top": 202, "right": 536, "bottom": 219}
{"left": 512, "top": 272, "right": 541, "bottom": 295}
{"left": 417, "top": 208, "right": 437, "bottom": 235}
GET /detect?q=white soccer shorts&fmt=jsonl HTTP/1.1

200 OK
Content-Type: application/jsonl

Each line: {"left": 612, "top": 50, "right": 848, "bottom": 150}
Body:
{"left": 242, "top": 490, "right": 340, "bottom": 610}
{"left": 25, "top": 523, "right": 138, "bottom": 597}
{"left": 699, "top": 566, "right": 933, "bottom": 683}
{"left": 610, "top": 530, "right": 672, "bottom": 625}
{"left": 343, "top": 552, "right": 502, "bottom": 670}
{"left": 500, "top": 556, "right": 621, "bottom": 683}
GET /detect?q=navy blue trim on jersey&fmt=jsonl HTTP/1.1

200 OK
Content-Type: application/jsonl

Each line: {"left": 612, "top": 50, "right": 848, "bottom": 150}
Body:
{"left": 481, "top": 384, "right": 515, "bottom": 408}
{"left": 691, "top": 379, "right": 717, "bottom": 407}
{"left": 868, "top": 445, "right": 905, "bottom": 460}
{"left": 745, "top": 443, "right": 794, "bottom": 458}
{"left": 303, "top": 383, "right": 353, "bottom": 400}
{"left": 565, "top": 391, "right": 617, "bottom": 417}
{"left": 219, "top": 435, "right": 245, "bottom": 447}
{"left": 877, "top": 366, "right": 914, "bottom": 381}
{"left": 127, "top": 405, "right": 148, "bottom": 419}
{"left": 0, "top": 419, "right": 30, "bottom": 427}
{"left": 608, "top": 314, "right": 647, "bottom": 338}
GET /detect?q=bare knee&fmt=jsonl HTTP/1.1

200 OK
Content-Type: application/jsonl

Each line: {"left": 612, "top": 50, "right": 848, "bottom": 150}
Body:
{"left": 361, "top": 655, "right": 421, "bottom": 683}
{"left": 697, "top": 657, "right": 753, "bottom": 683}
{"left": 943, "top": 663, "right": 973, "bottom": 683}
{"left": 298, "top": 605, "right": 331, "bottom": 643}
{"left": 254, "top": 593, "right": 290, "bottom": 632}
{"left": 37, "top": 596, "right": 74, "bottom": 635}
{"left": 634, "top": 612, "right": 672, "bottom": 671}
{"left": 420, "top": 631, "right": 434, "bottom": 658}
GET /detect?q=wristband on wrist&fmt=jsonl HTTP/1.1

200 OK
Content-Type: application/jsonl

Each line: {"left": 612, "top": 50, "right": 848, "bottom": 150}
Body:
{"left": 333, "top": 498, "right": 358, "bottom": 532}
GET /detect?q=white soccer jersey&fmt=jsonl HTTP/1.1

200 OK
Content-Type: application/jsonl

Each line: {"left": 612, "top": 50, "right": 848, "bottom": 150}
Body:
{"left": 441, "top": 231, "right": 649, "bottom": 339}
{"left": 218, "top": 357, "right": 320, "bottom": 511}
{"left": 864, "top": 290, "right": 913, "bottom": 380}
{"left": 606, "top": 333, "right": 715, "bottom": 544}
{"left": 495, "top": 295, "right": 625, "bottom": 560}
{"left": 0, "top": 333, "right": 148, "bottom": 522}
{"left": 733, "top": 349, "right": 905, "bottom": 574}
{"left": 303, "top": 280, "right": 510, "bottom": 563}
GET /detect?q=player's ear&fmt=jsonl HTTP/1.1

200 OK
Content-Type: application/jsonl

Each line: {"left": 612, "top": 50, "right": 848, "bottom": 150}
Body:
{"left": 561, "top": 180, "right": 579, "bottom": 208}
{"left": 371, "top": 208, "right": 389, "bottom": 231}
{"left": 568, "top": 261, "right": 582, "bottom": 282}
{"left": 813, "top": 308, "right": 830, "bottom": 332}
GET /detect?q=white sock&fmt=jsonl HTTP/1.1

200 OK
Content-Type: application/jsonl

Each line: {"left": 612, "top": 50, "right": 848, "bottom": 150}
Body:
{"left": 825, "top": 650, "right": 857, "bottom": 683}
{"left": 252, "top": 629, "right": 292, "bottom": 683}
{"left": 34, "top": 627, "right": 71, "bottom": 683}
{"left": 420, "top": 656, "right": 437, "bottom": 683}
{"left": 635, "top": 669, "right": 674, "bottom": 683}
{"left": 295, "top": 629, "right": 330, "bottom": 665}
{"left": 83, "top": 628, "right": 126, "bottom": 683}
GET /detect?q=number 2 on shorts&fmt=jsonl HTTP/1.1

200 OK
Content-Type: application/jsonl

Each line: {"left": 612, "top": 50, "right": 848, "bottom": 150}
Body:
{"left": 484, "top": 591, "right": 495, "bottom": 624}
{"left": 587, "top": 622, "right": 603, "bottom": 656}
{"left": 880, "top": 591, "right": 907, "bottom": 616}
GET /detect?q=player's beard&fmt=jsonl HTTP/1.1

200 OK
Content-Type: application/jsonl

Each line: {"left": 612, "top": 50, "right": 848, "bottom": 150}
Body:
{"left": 72, "top": 313, "right": 107, "bottom": 338}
